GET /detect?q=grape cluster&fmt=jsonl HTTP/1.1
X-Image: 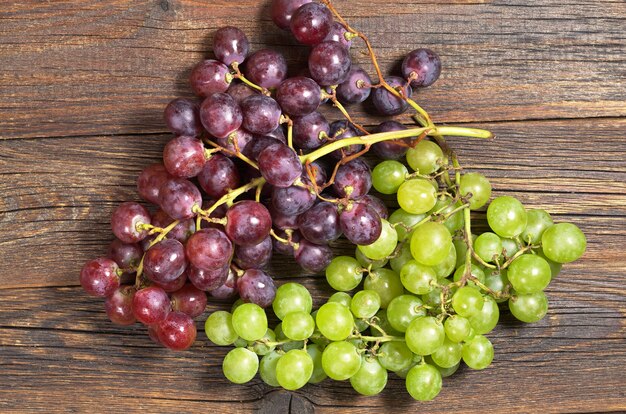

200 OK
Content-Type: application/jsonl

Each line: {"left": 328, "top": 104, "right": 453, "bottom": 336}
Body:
{"left": 79, "top": 0, "right": 586, "bottom": 401}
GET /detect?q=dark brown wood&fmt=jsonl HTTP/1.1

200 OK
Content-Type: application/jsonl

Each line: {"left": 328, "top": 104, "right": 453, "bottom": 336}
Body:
{"left": 1, "top": 0, "right": 625, "bottom": 412}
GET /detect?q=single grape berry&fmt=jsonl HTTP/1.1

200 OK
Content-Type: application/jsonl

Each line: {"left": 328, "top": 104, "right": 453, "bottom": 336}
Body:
{"left": 309, "top": 41, "right": 352, "bottom": 86}
{"left": 298, "top": 201, "right": 342, "bottom": 244}
{"left": 329, "top": 120, "right": 362, "bottom": 159}
{"left": 333, "top": 158, "right": 372, "bottom": 199}
{"left": 244, "top": 49, "right": 288, "bottom": 89}
{"left": 132, "top": 286, "right": 171, "bottom": 325}
{"left": 80, "top": 258, "right": 121, "bottom": 297}
{"left": 372, "top": 76, "right": 412, "bottom": 116}
{"left": 339, "top": 202, "right": 382, "bottom": 245}
{"left": 143, "top": 239, "right": 188, "bottom": 284}
{"left": 402, "top": 48, "right": 442, "bottom": 88}
{"left": 324, "top": 21, "right": 353, "bottom": 49}
{"left": 290, "top": 2, "right": 332, "bottom": 45}
{"left": 272, "top": 181, "right": 316, "bottom": 216}
{"left": 185, "top": 228, "right": 233, "bottom": 271}
{"left": 188, "top": 264, "right": 229, "bottom": 292}
{"left": 107, "top": 239, "right": 142, "bottom": 274}
{"left": 215, "top": 128, "right": 254, "bottom": 155}
{"left": 227, "top": 82, "right": 258, "bottom": 104}
{"left": 163, "top": 98, "right": 203, "bottom": 137}
{"left": 158, "top": 178, "right": 202, "bottom": 220}
{"left": 225, "top": 200, "right": 272, "bottom": 246}
{"left": 157, "top": 311, "right": 197, "bottom": 351}
{"left": 236, "top": 268, "right": 277, "bottom": 308}
{"left": 234, "top": 236, "right": 273, "bottom": 269}
{"left": 371, "top": 121, "right": 413, "bottom": 160}
{"left": 198, "top": 153, "right": 240, "bottom": 199}
{"left": 137, "top": 163, "right": 172, "bottom": 205}
{"left": 151, "top": 209, "right": 196, "bottom": 243}
{"left": 213, "top": 26, "right": 249, "bottom": 66}
{"left": 292, "top": 111, "right": 329, "bottom": 150}
{"left": 199, "top": 93, "right": 243, "bottom": 139}
{"left": 162, "top": 135, "right": 206, "bottom": 178}
{"left": 171, "top": 284, "right": 208, "bottom": 318}
{"left": 271, "top": 0, "right": 313, "bottom": 30}
{"left": 294, "top": 239, "right": 333, "bottom": 273}
{"left": 189, "top": 59, "right": 231, "bottom": 97}
{"left": 104, "top": 285, "right": 137, "bottom": 326}
{"left": 336, "top": 66, "right": 372, "bottom": 104}
{"left": 258, "top": 142, "right": 303, "bottom": 188}
{"left": 276, "top": 77, "right": 321, "bottom": 117}
{"left": 240, "top": 95, "right": 282, "bottom": 135}
{"left": 111, "top": 202, "right": 151, "bottom": 244}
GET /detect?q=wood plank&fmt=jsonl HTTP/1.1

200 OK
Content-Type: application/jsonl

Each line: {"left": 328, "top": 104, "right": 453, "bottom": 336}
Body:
{"left": 1, "top": 0, "right": 625, "bottom": 139}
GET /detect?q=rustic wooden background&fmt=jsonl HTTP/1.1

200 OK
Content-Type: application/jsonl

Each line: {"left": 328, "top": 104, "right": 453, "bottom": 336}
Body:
{"left": 1, "top": 0, "right": 625, "bottom": 412}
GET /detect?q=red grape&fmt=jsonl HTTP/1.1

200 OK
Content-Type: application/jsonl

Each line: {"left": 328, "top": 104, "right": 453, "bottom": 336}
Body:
{"left": 80, "top": 258, "right": 120, "bottom": 297}
{"left": 163, "top": 98, "right": 203, "bottom": 137}
{"left": 234, "top": 236, "right": 273, "bottom": 269}
{"left": 200, "top": 93, "right": 243, "bottom": 139}
{"left": 271, "top": 0, "right": 312, "bottom": 30}
{"left": 107, "top": 239, "right": 142, "bottom": 273}
{"left": 132, "top": 286, "right": 171, "bottom": 325}
{"left": 158, "top": 178, "right": 202, "bottom": 220}
{"left": 332, "top": 158, "right": 372, "bottom": 199}
{"left": 214, "top": 128, "right": 254, "bottom": 154}
{"left": 143, "top": 239, "right": 187, "bottom": 284}
{"left": 294, "top": 239, "right": 333, "bottom": 273}
{"left": 171, "top": 284, "right": 208, "bottom": 318}
{"left": 276, "top": 77, "right": 321, "bottom": 117}
{"left": 337, "top": 66, "right": 372, "bottom": 104}
{"left": 213, "top": 26, "right": 249, "bottom": 66}
{"left": 402, "top": 48, "right": 441, "bottom": 88}
{"left": 162, "top": 135, "right": 206, "bottom": 178}
{"left": 292, "top": 111, "right": 329, "bottom": 150}
{"left": 244, "top": 49, "right": 288, "bottom": 89}
{"left": 185, "top": 228, "right": 233, "bottom": 271}
{"left": 297, "top": 201, "right": 342, "bottom": 244}
{"left": 258, "top": 142, "right": 302, "bottom": 188}
{"left": 371, "top": 120, "right": 412, "bottom": 160}
{"left": 240, "top": 95, "right": 282, "bottom": 135}
{"left": 324, "top": 21, "right": 352, "bottom": 49}
{"left": 111, "top": 202, "right": 151, "bottom": 244}
{"left": 151, "top": 209, "right": 196, "bottom": 243}
{"left": 209, "top": 268, "right": 238, "bottom": 299}
{"left": 157, "top": 311, "right": 197, "bottom": 351}
{"left": 225, "top": 200, "right": 272, "bottom": 246}
{"left": 361, "top": 194, "right": 389, "bottom": 220}
{"left": 308, "top": 41, "right": 351, "bottom": 86}
{"left": 190, "top": 59, "right": 231, "bottom": 97}
{"left": 290, "top": 3, "right": 333, "bottom": 45}
{"left": 236, "top": 268, "right": 277, "bottom": 308}
{"left": 227, "top": 82, "right": 258, "bottom": 104}
{"left": 104, "top": 285, "right": 137, "bottom": 326}
{"left": 329, "top": 120, "right": 362, "bottom": 159}
{"left": 188, "top": 264, "right": 229, "bottom": 291}
{"left": 198, "top": 153, "right": 240, "bottom": 199}
{"left": 137, "top": 163, "right": 172, "bottom": 205}
{"left": 339, "top": 202, "right": 382, "bottom": 245}
{"left": 154, "top": 268, "right": 188, "bottom": 293}
{"left": 371, "top": 76, "right": 412, "bottom": 116}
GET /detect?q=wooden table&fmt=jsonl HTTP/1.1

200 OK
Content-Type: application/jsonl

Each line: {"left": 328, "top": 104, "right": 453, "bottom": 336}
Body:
{"left": 1, "top": 1, "right": 625, "bottom": 412}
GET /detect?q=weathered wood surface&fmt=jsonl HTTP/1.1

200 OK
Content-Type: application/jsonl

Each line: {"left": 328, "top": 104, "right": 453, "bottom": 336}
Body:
{"left": 1, "top": 0, "right": 625, "bottom": 413}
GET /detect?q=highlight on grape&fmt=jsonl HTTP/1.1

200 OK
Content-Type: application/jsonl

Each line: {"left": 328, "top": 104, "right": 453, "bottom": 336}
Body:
{"left": 79, "top": 0, "right": 587, "bottom": 401}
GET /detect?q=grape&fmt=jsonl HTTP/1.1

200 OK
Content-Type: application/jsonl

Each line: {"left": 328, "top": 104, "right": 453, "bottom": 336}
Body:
{"left": 402, "top": 48, "right": 441, "bottom": 88}
{"left": 158, "top": 178, "right": 202, "bottom": 220}
{"left": 541, "top": 222, "right": 586, "bottom": 263}
{"left": 410, "top": 222, "right": 453, "bottom": 266}
{"left": 397, "top": 179, "right": 437, "bottom": 215}
{"left": 298, "top": 201, "right": 341, "bottom": 244}
{"left": 294, "top": 239, "right": 333, "bottom": 273}
{"left": 185, "top": 228, "right": 233, "bottom": 271}
{"left": 234, "top": 236, "right": 272, "bottom": 270}
{"left": 325, "top": 256, "right": 363, "bottom": 291}
{"left": 292, "top": 112, "right": 329, "bottom": 150}
{"left": 137, "top": 164, "right": 172, "bottom": 205}
{"left": 282, "top": 311, "right": 315, "bottom": 340}
{"left": 316, "top": 302, "right": 354, "bottom": 341}
{"left": 387, "top": 294, "right": 426, "bottom": 332}
{"left": 213, "top": 26, "right": 249, "bottom": 66}
{"left": 258, "top": 142, "right": 302, "bottom": 188}
{"left": 405, "top": 316, "right": 445, "bottom": 355}
{"left": 163, "top": 136, "right": 206, "bottom": 179}
{"left": 422, "top": 278, "right": 455, "bottom": 308}
{"left": 321, "top": 341, "right": 362, "bottom": 380}
{"left": 501, "top": 238, "right": 521, "bottom": 258}
{"left": 157, "top": 311, "right": 197, "bottom": 351}
{"left": 132, "top": 286, "right": 170, "bottom": 325}
{"left": 143, "top": 239, "right": 187, "bottom": 284}
{"left": 107, "top": 239, "right": 142, "bottom": 274}
{"left": 459, "top": 172, "right": 492, "bottom": 210}
{"left": 111, "top": 202, "right": 151, "bottom": 244}
{"left": 244, "top": 49, "right": 287, "bottom": 88}
{"left": 428, "top": 196, "right": 464, "bottom": 235}
{"left": 190, "top": 59, "right": 230, "bottom": 97}
{"left": 333, "top": 159, "right": 372, "bottom": 199}
{"left": 390, "top": 243, "right": 412, "bottom": 274}
{"left": 358, "top": 219, "right": 397, "bottom": 261}
{"left": 444, "top": 315, "right": 472, "bottom": 343}
{"left": 272, "top": 229, "right": 300, "bottom": 255}
{"left": 339, "top": 202, "right": 382, "bottom": 245}
{"left": 170, "top": 284, "right": 207, "bottom": 318}
{"left": 324, "top": 21, "right": 353, "bottom": 49}
{"left": 309, "top": 41, "right": 352, "bottom": 86}
{"left": 484, "top": 268, "right": 509, "bottom": 301}
{"left": 350, "top": 357, "right": 387, "bottom": 396}
{"left": 273, "top": 282, "right": 313, "bottom": 320}
{"left": 535, "top": 247, "right": 562, "bottom": 279}
{"left": 487, "top": 196, "right": 528, "bottom": 238}
{"left": 363, "top": 268, "right": 404, "bottom": 308}
{"left": 474, "top": 232, "right": 503, "bottom": 263}
{"left": 451, "top": 286, "right": 484, "bottom": 317}
{"left": 355, "top": 246, "right": 388, "bottom": 269}
{"left": 198, "top": 154, "right": 240, "bottom": 199}
{"left": 240, "top": 95, "right": 282, "bottom": 135}
{"left": 405, "top": 364, "right": 442, "bottom": 401}
{"left": 406, "top": 140, "right": 444, "bottom": 175}
{"left": 80, "top": 258, "right": 121, "bottom": 297}
{"left": 350, "top": 290, "right": 381, "bottom": 319}
{"left": 259, "top": 351, "right": 281, "bottom": 386}
{"left": 521, "top": 209, "right": 553, "bottom": 245}
{"left": 372, "top": 76, "right": 412, "bottom": 116}
{"left": 388, "top": 208, "right": 426, "bottom": 242}
{"left": 378, "top": 341, "right": 413, "bottom": 372}
{"left": 188, "top": 264, "right": 229, "bottom": 292}
{"left": 236, "top": 268, "right": 276, "bottom": 308}
{"left": 232, "top": 303, "right": 268, "bottom": 341}
{"left": 272, "top": 183, "right": 316, "bottom": 217}
{"left": 431, "top": 337, "right": 462, "bottom": 368}
{"left": 249, "top": 329, "right": 277, "bottom": 356}
{"left": 104, "top": 285, "right": 136, "bottom": 325}
{"left": 303, "top": 344, "right": 326, "bottom": 384}
{"left": 226, "top": 82, "right": 257, "bottom": 104}
{"left": 336, "top": 66, "right": 372, "bottom": 104}
{"left": 362, "top": 194, "right": 389, "bottom": 220}
{"left": 468, "top": 295, "right": 499, "bottom": 335}
{"left": 453, "top": 263, "right": 486, "bottom": 288}
{"left": 462, "top": 334, "right": 493, "bottom": 370}
{"left": 222, "top": 347, "right": 259, "bottom": 384}
{"left": 432, "top": 243, "right": 457, "bottom": 278}
{"left": 276, "top": 77, "right": 321, "bottom": 117}
{"left": 329, "top": 120, "right": 362, "bottom": 159}
{"left": 372, "top": 160, "right": 408, "bottom": 195}
{"left": 209, "top": 268, "right": 238, "bottom": 299}
{"left": 371, "top": 121, "right": 414, "bottom": 160}
{"left": 204, "top": 311, "right": 238, "bottom": 345}
{"left": 164, "top": 98, "right": 203, "bottom": 137}
{"left": 508, "top": 254, "right": 551, "bottom": 294}
{"left": 400, "top": 260, "right": 436, "bottom": 295}
{"left": 290, "top": 2, "right": 332, "bottom": 45}
{"left": 509, "top": 291, "right": 548, "bottom": 323}
{"left": 271, "top": 0, "right": 312, "bottom": 30}
{"left": 199, "top": 93, "right": 243, "bottom": 139}
{"left": 328, "top": 291, "right": 352, "bottom": 308}
{"left": 151, "top": 210, "right": 196, "bottom": 244}
{"left": 275, "top": 349, "right": 314, "bottom": 390}
{"left": 225, "top": 200, "right": 272, "bottom": 246}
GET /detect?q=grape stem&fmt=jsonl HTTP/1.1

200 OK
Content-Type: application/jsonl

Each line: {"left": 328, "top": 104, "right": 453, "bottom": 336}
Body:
{"left": 229, "top": 62, "right": 270, "bottom": 95}
{"left": 134, "top": 219, "right": 180, "bottom": 287}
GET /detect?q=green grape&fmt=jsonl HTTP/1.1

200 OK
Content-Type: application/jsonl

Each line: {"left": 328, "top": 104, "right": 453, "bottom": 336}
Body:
{"left": 316, "top": 302, "right": 354, "bottom": 341}
{"left": 424, "top": 355, "right": 460, "bottom": 378}
{"left": 232, "top": 303, "right": 268, "bottom": 341}
{"left": 465, "top": 327, "right": 477, "bottom": 342}
{"left": 259, "top": 351, "right": 281, "bottom": 387}
{"left": 521, "top": 209, "right": 553, "bottom": 245}
{"left": 248, "top": 328, "right": 276, "bottom": 355}
{"left": 276, "top": 349, "right": 313, "bottom": 390}
{"left": 355, "top": 317, "right": 369, "bottom": 333}
{"left": 370, "top": 309, "right": 403, "bottom": 338}
{"left": 422, "top": 278, "right": 454, "bottom": 308}
{"left": 430, "top": 196, "right": 465, "bottom": 234}
{"left": 387, "top": 294, "right": 426, "bottom": 333}
{"left": 233, "top": 337, "right": 248, "bottom": 348}
{"left": 325, "top": 256, "right": 363, "bottom": 292}
{"left": 474, "top": 232, "right": 503, "bottom": 263}
{"left": 453, "top": 238, "right": 469, "bottom": 268}
{"left": 350, "top": 357, "right": 388, "bottom": 396}
{"left": 509, "top": 291, "right": 548, "bottom": 323}
{"left": 541, "top": 222, "right": 586, "bottom": 263}
{"left": 411, "top": 222, "right": 453, "bottom": 266}
{"left": 309, "top": 311, "right": 331, "bottom": 348}
{"left": 444, "top": 315, "right": 472, "bottom": 343}
{"left": 358, "top": 219, "right": 398, "bottom": 261}
{"left": 405, "top": 316, "right": 445, "bottom": 356}
{"left": 484, "top": 268, "right": 509, "bottom": 303}
{"left": 507, "top": 254, "right": 551, "bottom": 294}
{"left": 462, "top": 334, "right": 493, "bottom": 370}
{"left": 222, "top": 347, "right": 259, "bottom": 384}
{"left": 328, "top": 291, "right": 352, "bottom": 308}
{"left": 400, "top": 260, "right": 436, "bottom": 295}
{"left": 535, "top": 247, "right": 562, "bottom": 279}
{"left": 321, "top": 341, "right": 362, "bottom": 380}
{"left": 306, "top": 344, "right": 327, "bottom": 384}
{"left": 453, "top": 263, "right": 486, "bottom": 288}
{"left": 282, "top": 311, "right": 315, "bottom": 341}
{"left": 397, "top": 179, "right": 437, "bottom": 214}
{"left": 364, "top": 268, "right": 405, "bottom": 308}
{"left": 452, "top": 286, "right": 485, "bottom": 317}
{"left": 432, "top": 243, "right": 457, "bottom": 279}
{"left": 501, "top": 237, "right": 521, "bottom": 257}
{"left": 487, "top": 196, "right": 528, "bottom": 238}
{"left": 388, "top": 208, "right": 426, "bottom": 241}
{"left": 372, "top": 160, "right": 408, "bottom": 194}
{"left": 459, "top": 172, "right": 491, "bottom": 210}
{"left": 231, "top": 298, "right": 245, "bottom": 313}
{"left": 390, "top": 243, "right": 413, "bottom": 273}
{"left": 378, "top": 341, "right": 414, "bottom": 372}
{"left": 468, "top": 295, "right": 499, "bottom": 335}
{"left": 431, "top": 337, "right": 463, "bottom": 368}
{"left": 395, "top": 361, "right": 417, "bottom": 379}
{"left": 272, "top": 282, "right": 313, "bottom": 320}
{"left": 350, "top": 290, "right": 381, "bottom": 319}
{"left": 274, "top": 323, "right": 304, "bottom": 351}
{"left": 406, "top": 140, "right": 444, "bottom": 175}
{"left": 355, "top": 247, "right": 388, "bottom": 269}
{"left": 204, "top": 311, "right": 238, "bottom": 346}
{"left": 405, "top": 363, "right": 442, "bottom": 401}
